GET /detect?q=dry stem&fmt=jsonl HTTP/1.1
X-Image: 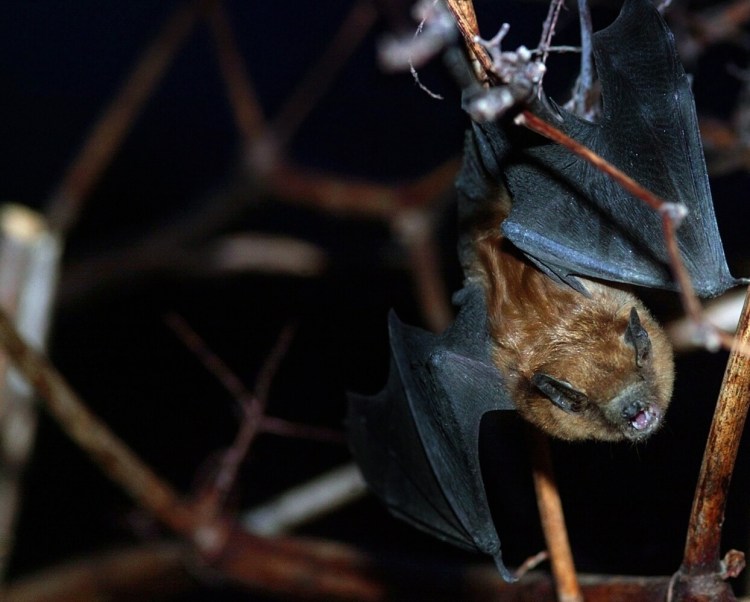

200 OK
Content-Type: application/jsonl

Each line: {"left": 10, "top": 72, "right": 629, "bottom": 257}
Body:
{"left": 681, "top": 286, "right": 750, "bottom": 574}
{"left": 529, "top": 427, "right": 583, "bottom": 602}
{"left": 0, "top": 305, "right": 198, "bottom": 537}
{"left": 45, "top": 1, "right": 203, "bottom": 235}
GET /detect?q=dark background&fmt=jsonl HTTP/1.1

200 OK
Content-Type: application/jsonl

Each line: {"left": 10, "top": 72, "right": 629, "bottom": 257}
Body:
{"left": 2, "top": 0, "right": 750, "bottom": 598}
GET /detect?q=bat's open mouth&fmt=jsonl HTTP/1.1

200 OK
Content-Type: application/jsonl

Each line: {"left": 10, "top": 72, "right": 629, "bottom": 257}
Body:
{"left": 628, "top": 405, "right": 660, "bottom": 433}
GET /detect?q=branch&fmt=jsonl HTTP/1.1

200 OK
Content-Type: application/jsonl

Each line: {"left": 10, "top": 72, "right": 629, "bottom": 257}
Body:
{"left": 528, "top": 427, "right": 583, "bottom": 602}
{"left": 268, "top": 1, "right": 378, "bottom": 151}
{"left": 0, "top": 206, "right": 60, "bottom": 581}
{"left": 0, "top": 305, "right": 200, "bottom": 538}
{"left": 4, "top": 537, "right": 679, "bottom": 601}
{"left": 206, "top": 1, "right": 266, "bottom": 143}
{"left": 443, "top": 0, "right": 495, "bottom": 82}
{"left": 670, "top": 286, "right": 750, "bottom": 598}
{"left": 45, "top": 0, "right": 203, "bottom": 235}
{"left": 242, "top": 463, "right": 367, "bottom": 536}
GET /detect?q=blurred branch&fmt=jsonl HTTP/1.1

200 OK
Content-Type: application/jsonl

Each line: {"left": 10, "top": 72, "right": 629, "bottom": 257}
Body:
{"left": 3, "top": 542, "right": 191, "bottom": 602}
{"left": 166, "top": 315, "right": 297, "bottom": 516}
{"left": 0, "top": 206, "right": 60, "bottom": 582}
{"left": 4, "top": 536, "right": 680, "bottom": 602}
{"left": 0, "top": 305, "right": 200, "bottom": 538}
{"left": 207, "top": 1, "right": 266, "bottom": 143}
{"left": 668, "top": 290, "right": 746, "bottom": 353}
{"left": 668, "top": 0, "right": 750, "bottom": 64}
{"left": 268, "top": 1, "right": 378, "bottom": 151}
{"left": 45, "top": 0, "right": 203, "bottom": 236}
{"left": 243, "top": 463, "right": 367, "bottom": 536}
{"left": 266, "top": 157, "right": 460, "bottom": 220}
{"left": 392, "top": 208, "right": 454, "bottom": 332}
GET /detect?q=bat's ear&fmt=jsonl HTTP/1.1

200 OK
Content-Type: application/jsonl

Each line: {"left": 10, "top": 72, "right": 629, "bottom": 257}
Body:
{"left": 531, "top": 373, "right": 587, "bottom": 413}
{"left": 624, "top": 307, "right": 651, "bottom": 367}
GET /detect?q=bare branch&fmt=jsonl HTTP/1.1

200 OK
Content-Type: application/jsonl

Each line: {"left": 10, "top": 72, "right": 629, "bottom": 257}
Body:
{"left": 0, "top": 206, "right": 60, "bottom": 581}
{"left": 45, "top": 1, "right": 203, "bottom": 235}
{"left": 207, "top": 1, "right": 267, "bottom": 143}
{"left": 670, "top": 286, "right": 750, "bottom": 598}
{"left": 243, "top": 463, "right": 367, "bottom": 536}
{"left": 529, "top": 428, "right": 583, "bottom": 602}
{"left": 0, "top": 305, "right": 199, "bottom": 538}
{"left": 269, "top": 1, "right": 378, "bottom": 151}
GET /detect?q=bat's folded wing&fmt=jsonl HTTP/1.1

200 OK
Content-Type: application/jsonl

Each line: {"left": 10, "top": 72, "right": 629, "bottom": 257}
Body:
{"left": 459, "top": 0, "right": 740, "bottom": 298}
{"left": 347, "top": 285, "right": 516, "bottom": 581}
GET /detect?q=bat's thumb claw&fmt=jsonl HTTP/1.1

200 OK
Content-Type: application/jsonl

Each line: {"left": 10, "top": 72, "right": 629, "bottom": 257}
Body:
{"left": 660, "top": 202, "right": 688, "bottom": 228}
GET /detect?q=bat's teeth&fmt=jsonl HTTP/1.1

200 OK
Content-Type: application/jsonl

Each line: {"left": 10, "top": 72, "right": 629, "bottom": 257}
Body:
{"left": 630, "top": 407, "right": 657, "bottom": 431}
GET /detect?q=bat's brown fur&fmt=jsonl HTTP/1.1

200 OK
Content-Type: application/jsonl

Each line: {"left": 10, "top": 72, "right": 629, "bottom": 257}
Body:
{"left": 467, "top": 198, "right": 674, "bottom": 441}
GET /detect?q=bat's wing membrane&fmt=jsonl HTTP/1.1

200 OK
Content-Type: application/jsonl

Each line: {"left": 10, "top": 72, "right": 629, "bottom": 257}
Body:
{"left": 348, "top": 285, "right": 516, "bottom": 581}
{"left": 461, "top": 0, "right": 739, "bottom": 297}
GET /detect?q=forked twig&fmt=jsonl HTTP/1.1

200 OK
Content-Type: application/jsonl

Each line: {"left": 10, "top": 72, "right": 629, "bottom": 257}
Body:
{"left": 165, "top": 314, "right": 299, "bottom": 513}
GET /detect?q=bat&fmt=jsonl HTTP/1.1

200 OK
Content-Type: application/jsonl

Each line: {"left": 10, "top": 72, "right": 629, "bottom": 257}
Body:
{"left": 348, "top": 0, "right": 739, "bottom": 580}
{"left": 465, "top": 198, "right": 674, "bottom": 442}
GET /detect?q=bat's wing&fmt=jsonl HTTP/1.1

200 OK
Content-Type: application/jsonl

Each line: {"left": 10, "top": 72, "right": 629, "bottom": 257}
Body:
{"left": 347, "top": 284, "right": 516, "bottom": 581}
{"left": 458, "top": 0, "right": 740, "bottom": 298}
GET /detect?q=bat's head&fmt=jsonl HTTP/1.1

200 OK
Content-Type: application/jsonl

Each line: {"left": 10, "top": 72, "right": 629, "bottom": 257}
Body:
{"left": 511, "top": 291, "right": 675, "bottom": 442}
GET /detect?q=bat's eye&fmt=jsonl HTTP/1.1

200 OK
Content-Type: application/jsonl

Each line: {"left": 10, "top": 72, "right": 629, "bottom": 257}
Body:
{"left": 624, "top": 307, "right": 651, "bottom": 367}
{"left": 531, "top": 373, "right": 588, "bottom": 413}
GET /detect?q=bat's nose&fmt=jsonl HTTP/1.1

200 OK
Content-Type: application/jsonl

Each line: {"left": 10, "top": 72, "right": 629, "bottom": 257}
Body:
{"left": 621, "top": 399, "right": 645, "bottom": 420}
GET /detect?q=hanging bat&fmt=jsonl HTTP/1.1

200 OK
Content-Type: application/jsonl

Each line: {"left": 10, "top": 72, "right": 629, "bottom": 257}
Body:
{"left": 348, "top": 0, "right": 740, "bottom": 580}
{"left": 465, "top": 197, "right": 674, "bottom": 441}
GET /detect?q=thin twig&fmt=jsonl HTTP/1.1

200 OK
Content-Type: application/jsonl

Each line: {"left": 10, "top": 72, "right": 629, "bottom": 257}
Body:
{"left": 206, "top": 1, "right": 267, "bottom": 143}
{"left": 538, "top": 0, "right": 566, "bottom": 65}
{"left": 269, "top": 1, "right": 378, "bottom": 150}
{"left": 444, "top": 0, "right": 495, "bottom": 81}
{"left": 528, "top": 427, "right": 583, "bottom": 602}
{"left": 165, "top": 314, "right": 297, "bottom": 513}
{"left": 45, "top": 0, "right": 203, "bottom": 235}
